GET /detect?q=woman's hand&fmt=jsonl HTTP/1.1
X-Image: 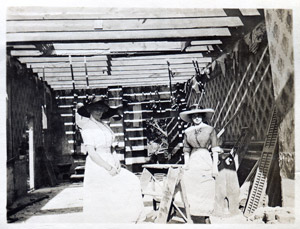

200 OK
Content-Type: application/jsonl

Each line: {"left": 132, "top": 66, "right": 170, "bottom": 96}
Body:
{"left": 108, "top": 166, "right": 118, "bottom": 176}
{"left": 114, "top": 160, "right": 121, "bottom": 173}
{"left": 212, "top": 167, "right": 218, "bottom": 178}
{"left": 183, "top": 163, "right": 189, "bottom": 171}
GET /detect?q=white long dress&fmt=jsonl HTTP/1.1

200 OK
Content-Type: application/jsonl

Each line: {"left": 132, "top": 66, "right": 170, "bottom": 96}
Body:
{"left": 81, "top": 117, "right": 144, "bottom": 223}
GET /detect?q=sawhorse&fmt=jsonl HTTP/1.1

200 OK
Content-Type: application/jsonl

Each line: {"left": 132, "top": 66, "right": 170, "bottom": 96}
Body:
{"left": 140, "top": 164, "right": 192, "bottom": 223}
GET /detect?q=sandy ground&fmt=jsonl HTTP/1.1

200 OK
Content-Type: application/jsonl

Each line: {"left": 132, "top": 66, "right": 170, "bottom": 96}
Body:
{"left": 6, "top": 182, "right": 258, "bottom": 224}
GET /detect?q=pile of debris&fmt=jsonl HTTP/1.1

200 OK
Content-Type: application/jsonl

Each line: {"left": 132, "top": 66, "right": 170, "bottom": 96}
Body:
{"left": 246, "top": 207, "right": 295, "bottom": 224}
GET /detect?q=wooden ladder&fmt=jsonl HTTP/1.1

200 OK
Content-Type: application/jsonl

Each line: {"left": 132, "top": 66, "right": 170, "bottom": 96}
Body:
{"left": 243, "top": 107, "right": 278, "bottom": 217}
{"left": 140, "top": 165, "right": 192, "bottom": 223}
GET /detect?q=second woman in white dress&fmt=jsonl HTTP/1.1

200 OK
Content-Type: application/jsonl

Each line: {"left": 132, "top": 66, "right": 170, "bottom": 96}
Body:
{"left": 78, "top": 97, "right": 144, "bottom": 223}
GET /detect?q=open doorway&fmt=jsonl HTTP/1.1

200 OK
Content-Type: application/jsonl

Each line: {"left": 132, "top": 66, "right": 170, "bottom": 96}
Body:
{"left": 19, "top": 117, "right": 35, "bottom": 192}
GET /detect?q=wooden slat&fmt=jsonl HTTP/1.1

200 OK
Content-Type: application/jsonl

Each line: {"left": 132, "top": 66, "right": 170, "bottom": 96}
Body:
{"left": 239, "top": 9, "right": 260, "bottom": 16}
{"left": 103, "top": 17, "right": 243, "bottom": 30}
{"left": 13, "top": 45, "right": 36, "bottom": 49}
{"left": 7, "top": 20, "right": 103, "bottom": 33}
{"left": 50, "top": 79, "right": 189, "bottom": 90}
{"left": 111, "top": 57, "right": 212, "bottom": 66}
{"left": 41, "top": 68, "right": 195, "bottom": 77}
{"left": 45, "top": 75, "right": 193, "bottom": 83}
{"left": 32, "top": 67, "right": 107, "bottom": 73}
{"left": 18, "top": 56, "right": 107, "bottom": 63}
{"left": 53, "top": 50, "right": 110, "bottom": 56}
{"left": 7, "top": 7, "right": 226, "bottom": 20}
{"left": 185, "top": 45, "right": 213, "bottom": 52}
{"left": 113, "top": 53, "right": 204, "bottom": 61}
{"left": 27, "top": 61, "right": 107, "bottom": 68}
{"left": 53, "top": 41, "right": 181, "bottom": 51}
{"left": 11, "top": 50, "right": 42, "bottom": 56}
{"left": 7, "top": 28, "right": 231, "bottom": 42}
{"left": 111, "top": 63, "right": 205, "bottom": 71}
{"left": 7, "top": 17, "right": 242, "bottom": 33}
{"left": 190, "top": 40, "right": 222, "bottom": 45}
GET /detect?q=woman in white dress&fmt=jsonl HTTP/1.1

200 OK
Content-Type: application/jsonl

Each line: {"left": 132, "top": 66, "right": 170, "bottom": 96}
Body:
{"left": 179, "top": 105, "right": 222, "bottom": 224}
{"left": 78, "top": 97, "right": 144, "bottom": 223}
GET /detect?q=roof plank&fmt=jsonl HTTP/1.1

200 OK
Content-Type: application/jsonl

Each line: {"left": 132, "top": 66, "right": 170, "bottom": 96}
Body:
{"left": 40, "top": 68, "right": 195, "bottom": 78}
{"left": 18, "top": 56, "right": 107, "bottom": 63}
{"left": 239, "top": 9, "right": 260, "bottom": 16}
{"left": 111, "top": 57, "right": 212, "bottom": 66}
{"left": 103, "top": 17, "right": 243, "bottom": 30}
{"left": 7, "top": 28, "right": 231, "bottom": 42}
{"left": 27, "top": 61, "right": 107, "bottom": 68}
{"left": 7, "top": 7, "right": 226, "bottom": 20}
{"left": 7, "top": 17, "right": 242, "bottom": 33}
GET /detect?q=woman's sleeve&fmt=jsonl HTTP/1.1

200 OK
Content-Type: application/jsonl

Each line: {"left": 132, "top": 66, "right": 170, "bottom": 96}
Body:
{"left": 111, "top": 133, "right": 119, "bottom": 148}
{"left": 210, "top": 129, "right": 222, "bottom": 153}
{"left": 81, "top": 128, "right": 95, "bottom": 147}
{"left": 183, "top": 133, "right": 192, "bottom": 154}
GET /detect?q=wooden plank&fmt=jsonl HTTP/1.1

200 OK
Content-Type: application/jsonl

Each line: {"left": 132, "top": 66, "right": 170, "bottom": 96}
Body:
{"left": 27, "top": 61, "right": 107, "bottom": 68}
{"left": 111, "top": 57, "right": 212, "bottom": 66}
{"left": 239, "top": 9, "right": 260, "bottom": 16}
{"left": 33, "top": 67, "right": 107, "bottom": 73}
{"left": 53, "top": 50, "right": 110, "bottom": 56}
{"left": 187, "top": 45, "right": 210, "bottom": 52}
{"left": 53, "top": 41, "right": 181, "bottom": 51}
{"left": 111, "top": 68, "right": 195, "bottom": 75}
{"left": 42, "top": 69, "right": 195, "bottom": 77}
{"left": 13, "top": 45, "right": 36, "bottom": 49}
{"left": 190, "top": 40, "right": 222, "bottom": 45}
{"left": 7, "top": 28, "right": 231, "bottom": 42}
{"left": 7, "top": 20, "right": 103, "bottom": 33}
{"left": 50, "top": 79, "right": 188, "bottom": 90}
{"left": 111, "top": 63, "right": 205, "bottom": 71}
{"left": 155, "top": 168, "right": 180, "bottom": 223}
{"left": 11, "top": 50, "right": 42, "bottom": 56}
{"left": 103, "top": 17, "right": 243, "bottom": 30}
{"left": 47, "top": 77, "right": 191, "bottom": 85}
{"left": 7, "top": 7, "right": 227, "bottom": 20}
{"left": 7, "top": 17, "right": 242, "bottom": 33}
{"left": 185, "top": 45, "right": 213, "bottom": 52}
{"left": 18, "top": 56, "right": 108, "bottom": 63}
{"left": 114, "top": 53, "right": 204, "bottom": 61}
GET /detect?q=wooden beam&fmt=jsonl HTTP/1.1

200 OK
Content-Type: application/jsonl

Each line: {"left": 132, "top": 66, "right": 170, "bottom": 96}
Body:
{"left": 18, "top": 56, "right": 107, "bottom": 63}
{"left": 53, "top": 41, "right": 182, "bottom": 51}
{"left": 27, "top": 61, "right": 107, "bottom": 68}
{"left": 190, "top": 40, "right": 222, "bottom": 45}
{"left": 110, "top": 63, "right": 205, "bottom": 71}
{"left": 13, "top": 45, "right": 36, "bottom": 49}
{"left": 239, "top": 9, "right": 260, "bottom": 16}
{"left": 41, "top": 68, "right": 195, "bottom": 78}
{"left": 32, "top": 66, "right": 107, "bottom": 73}
{"left": 113, "top": 53, "right": 204, "bottom": 60}
{"left": 11, "top": 50, "right": 42, "bottom": 56}
{"left": 185, "top": 45, "right": 214, "bottom": 52}
{"left": 50, "top": 79, "right": 188, "bottom": 90}
{"left": 7, "top": 17, "right": 242, "bottom": 33}
{"left": 103, "top": 17, "right": 243, "bottom": 30}
{"left": 7, "top": 20, "right": 103, "bottom": 33}
{"left": 52, "top": 50, "right": 110, "bottom": 56}
{"left": 7, "top": 28, "right": 231, "bottom": 42}
{"left": 7, "top": 7, "right": 226, "bottom": 20}
{"left": 111, "top": 57, "right": 212, "bottom": 66}
{"left": 110, "top": 68, "right": 196, "bottom": 75}
{"left": 47, "top": 77, "right": 191, "bottom": 85}
{"left": 44, "top": 73, "right": 193, "bottom": 81}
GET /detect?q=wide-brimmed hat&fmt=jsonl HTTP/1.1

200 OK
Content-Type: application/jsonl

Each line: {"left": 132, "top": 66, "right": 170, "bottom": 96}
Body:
{"left": 77, "top": 97, "right": 121, "bottom": 120}
{"left": 179, "top": 105, "right": 214, "bottom": 123}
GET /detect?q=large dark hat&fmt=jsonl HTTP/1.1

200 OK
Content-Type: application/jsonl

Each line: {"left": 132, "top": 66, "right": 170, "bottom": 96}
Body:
{"left": 179, "top": 104, "right": 214, "bottom": 123}
{"left": 77, "top": 97, "right": 122, "bottom": 120}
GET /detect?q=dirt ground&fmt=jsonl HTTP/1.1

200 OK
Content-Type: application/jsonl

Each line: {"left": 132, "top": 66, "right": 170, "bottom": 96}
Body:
{"left": 6, "top": 182, "right": 294, "bottom": 225}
